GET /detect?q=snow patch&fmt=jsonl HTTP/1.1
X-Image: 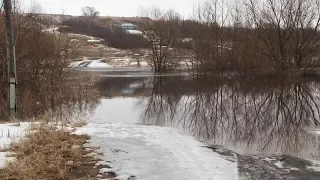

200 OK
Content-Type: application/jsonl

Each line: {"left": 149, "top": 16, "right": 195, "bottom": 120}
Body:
{"left": 0, "top": 152, "right": 15, "bottom": 169}
{"left": 0, "top": 152, "right": 7, "bottom": 169}
{"left": 274, "top": 161, "right": 285, "bottom": 168}
{"left": 69, "top": 60, "right": 89, "bottom": 68}
{"left": 126, "top": 30, "right": 143, "bottom": 35}
{"left": 290, "top": 167, "right": 300, "bottom": 171}
{"left": 307, "top": 164, "right": 320, "bottom": 172}
{"left": 263, "top": 157, "right": 276, "bottom": 163}
{"left": 130, "top": 62, "right": 138, "bottom": 66}
{"left": 42, "top": 27, "right": 59, "bottom": 33}
{"left": 311, "top": 129, "right": 320, "bottom": 135}
{"left": 87, "top": 60, "right": 112, "bottom": 68}
{"left": 88, "top": 39, "right": 103, "bottom": 43}
{"left": 0, "top": 123, "right": 31, "bottom": 169}
{"left": 0, "top": 123, "right": 30, "bottom": 149}
{"left": 69, "top": 59, "right": 113, "bottom": 68}
{"left": 140, "top": 61, "right": 149, "bottom": 67}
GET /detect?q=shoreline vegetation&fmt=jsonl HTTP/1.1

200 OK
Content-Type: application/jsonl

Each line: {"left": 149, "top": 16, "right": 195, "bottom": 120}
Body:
{"left": 60, "top": 2, "right": 320, "bottom": 76}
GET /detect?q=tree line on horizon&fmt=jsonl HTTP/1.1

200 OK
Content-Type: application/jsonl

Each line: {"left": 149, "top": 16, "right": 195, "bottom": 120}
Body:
{"left": 2, "top": 0, "right": 320, "bottom": 76}
{"left": 140, "top": 0, "right": 320, "bottom": 75}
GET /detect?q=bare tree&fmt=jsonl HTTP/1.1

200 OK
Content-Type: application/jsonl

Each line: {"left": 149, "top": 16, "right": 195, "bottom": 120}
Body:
{"left": 0, "top": 1, "right": 79, "bottom": 119}
{"left": 192, "top": 0, "right": 236, "bottom": 74}
{"left": 246, "top": 0, "right": 320, "bottom": 72}
{"left": 81, "top": 6, "right": 99, "bottom": 17}
{"left": 186, "top": 0, "right": 320, "bottom": 75}
{"left": 141, "top": 7, "right": 182, "bottom": 73}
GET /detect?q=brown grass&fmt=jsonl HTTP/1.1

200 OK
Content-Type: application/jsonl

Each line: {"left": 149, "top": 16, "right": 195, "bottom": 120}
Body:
{"left": 71, "top": 121, "right": 88, "bottom": 128}
{"left": 0, "top": 125, "right": 115, "bottom": 180}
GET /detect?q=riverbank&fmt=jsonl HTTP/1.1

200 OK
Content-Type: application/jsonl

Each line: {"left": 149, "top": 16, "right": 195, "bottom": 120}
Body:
{"left": 1, "top": 121, "right": 320, "bottom": 179}
{"left": 208, "top": 145, "right": 320, "bottom": 180}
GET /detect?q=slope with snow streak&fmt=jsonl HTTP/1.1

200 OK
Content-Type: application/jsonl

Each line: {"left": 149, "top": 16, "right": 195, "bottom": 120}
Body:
{"left": 75, "top": 123, "right": 238, "bottom": 180}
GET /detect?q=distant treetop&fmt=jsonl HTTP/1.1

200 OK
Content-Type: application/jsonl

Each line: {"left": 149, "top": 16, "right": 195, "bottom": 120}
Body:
{"left": 81, "top": 6, "right": 99, "bottom": 17}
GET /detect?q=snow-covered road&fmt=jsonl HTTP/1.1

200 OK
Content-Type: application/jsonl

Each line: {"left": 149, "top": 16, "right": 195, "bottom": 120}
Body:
{"left": 75, "top": 123, "right": 238, "bottom": 180}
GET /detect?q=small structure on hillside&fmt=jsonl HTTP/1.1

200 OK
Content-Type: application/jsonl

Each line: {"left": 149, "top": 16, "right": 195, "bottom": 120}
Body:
{"left": 112, "top": 23, "right": 137, "bottom": 31}
{"left": 120, "top": 23, "right": 136, "bottom": 30}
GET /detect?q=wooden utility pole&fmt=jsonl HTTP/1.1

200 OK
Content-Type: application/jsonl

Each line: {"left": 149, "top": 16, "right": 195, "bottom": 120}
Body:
{"left": 3, "top": 0, "right": 17, "bottom": 119}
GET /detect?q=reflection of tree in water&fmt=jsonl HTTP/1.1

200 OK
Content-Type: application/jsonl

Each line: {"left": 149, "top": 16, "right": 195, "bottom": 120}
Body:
{"left": 141, "top": 77, "right": 320, "bottom": 157}
{"left": 141, "top": 76, "right": 189, "bottom": 126}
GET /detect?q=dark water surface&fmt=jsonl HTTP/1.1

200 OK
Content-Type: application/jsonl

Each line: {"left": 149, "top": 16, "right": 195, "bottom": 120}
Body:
{"left": 91, "top": 71, "right": 320, "bottom": 159}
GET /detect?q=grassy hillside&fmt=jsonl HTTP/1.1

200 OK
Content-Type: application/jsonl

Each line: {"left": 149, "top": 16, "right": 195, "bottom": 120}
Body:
{"left": 38, "top": 14, "right": 150, "bottom": 30}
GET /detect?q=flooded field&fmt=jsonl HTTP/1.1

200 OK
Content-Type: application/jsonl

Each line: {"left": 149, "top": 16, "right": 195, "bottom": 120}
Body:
{"left": 90, "top": 72, "right": 320, "bottom": 160}
{"left": 3, "top": 70, "right": 320, "bottom": 179}
{"left": 3, "top": 70, "right": 320, "bottom": 160}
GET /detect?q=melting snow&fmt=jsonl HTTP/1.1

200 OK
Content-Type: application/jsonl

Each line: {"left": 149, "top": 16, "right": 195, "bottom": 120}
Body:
{"left": 69, "top": 59, "right": 113, "bottom": 68}
{"left": 0, "top": 123, "right": 30, "bottom": 169}
{"left": 290, "top": 167, "right": 300, "bottom": 171}
{"left": 140, "top": 61, "right": 149, "bottom": 67}
{"left": 126, "top": 30, "right": 143, "bottom": 35}
{"left": 75, "top": 123, "right": 238, "bottom": 180}
{"left": 87, "top": 60, "right": 112, "bottom": 68}
{"left": 0, "top": 152, "right": 6, "bottom": 168}
{"left": 262, "top": 157, "right": 276, "bottom": 163}
{"left": 130, "top": 62, "right": 139, "bottom": 66}
{"left": 274, "top": 161, "right": 285, "bottom": 168}
{"left": 88, "top": 39, "right": 103, "bottom": 43}
{"left": 307, "top": 165, "right": 320, "bottom": 172}
{"left": 0, "top": 152, "right": 15, "bottom": 169}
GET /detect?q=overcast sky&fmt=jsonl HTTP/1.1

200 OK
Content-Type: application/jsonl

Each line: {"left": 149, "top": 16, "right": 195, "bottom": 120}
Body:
{"left": 23, "top": 0, "right": 202, "bottom": 18}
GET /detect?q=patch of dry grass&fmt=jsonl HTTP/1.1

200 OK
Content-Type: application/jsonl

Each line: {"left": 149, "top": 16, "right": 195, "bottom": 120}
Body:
{"left": 0, "top": 125, "right": 115, "bottom": 180}
{"left": 71, "top": 121, "right": 88, "bottom": 128}
{"left": 0, "top": 147, "right": 8, "bottom": 152}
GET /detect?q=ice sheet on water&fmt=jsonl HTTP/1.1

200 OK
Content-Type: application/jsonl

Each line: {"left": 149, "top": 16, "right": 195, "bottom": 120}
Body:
{"left": 75, "top": 123, "right": 238, "bottom": 180}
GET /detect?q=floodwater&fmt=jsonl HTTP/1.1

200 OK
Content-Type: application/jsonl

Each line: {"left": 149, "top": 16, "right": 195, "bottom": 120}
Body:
{"left": 90, "top": 71, "right": 320, "bottom": 160}
{"left": 3, "top": 70, "right": 320, "bottom": 160}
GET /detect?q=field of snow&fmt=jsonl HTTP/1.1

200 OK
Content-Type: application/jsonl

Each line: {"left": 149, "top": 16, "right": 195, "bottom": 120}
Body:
{"left": 75, "top": 123, "right": 238, "bottom": 180}
{"left": 70, "top": 57, "right": 149, "bottom": 69}
{"left": 69, "top": 59, "right": 113, "bottom": 68}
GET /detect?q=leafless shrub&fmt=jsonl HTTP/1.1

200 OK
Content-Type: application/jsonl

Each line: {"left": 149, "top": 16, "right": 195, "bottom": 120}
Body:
{"left": 0, "top": 2, "right": 100, "bottom": 120}
{"left": 81, "top": 6, "right": 99, "bottom": 17}
{"left": 191, "top": 0, "right": 320, "bottom": 75}
{"left": 246, "top": 0, "right": 320, "bottom": 72}
{"left": 141, "top": 7, "right": 184, "bottom": 73}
